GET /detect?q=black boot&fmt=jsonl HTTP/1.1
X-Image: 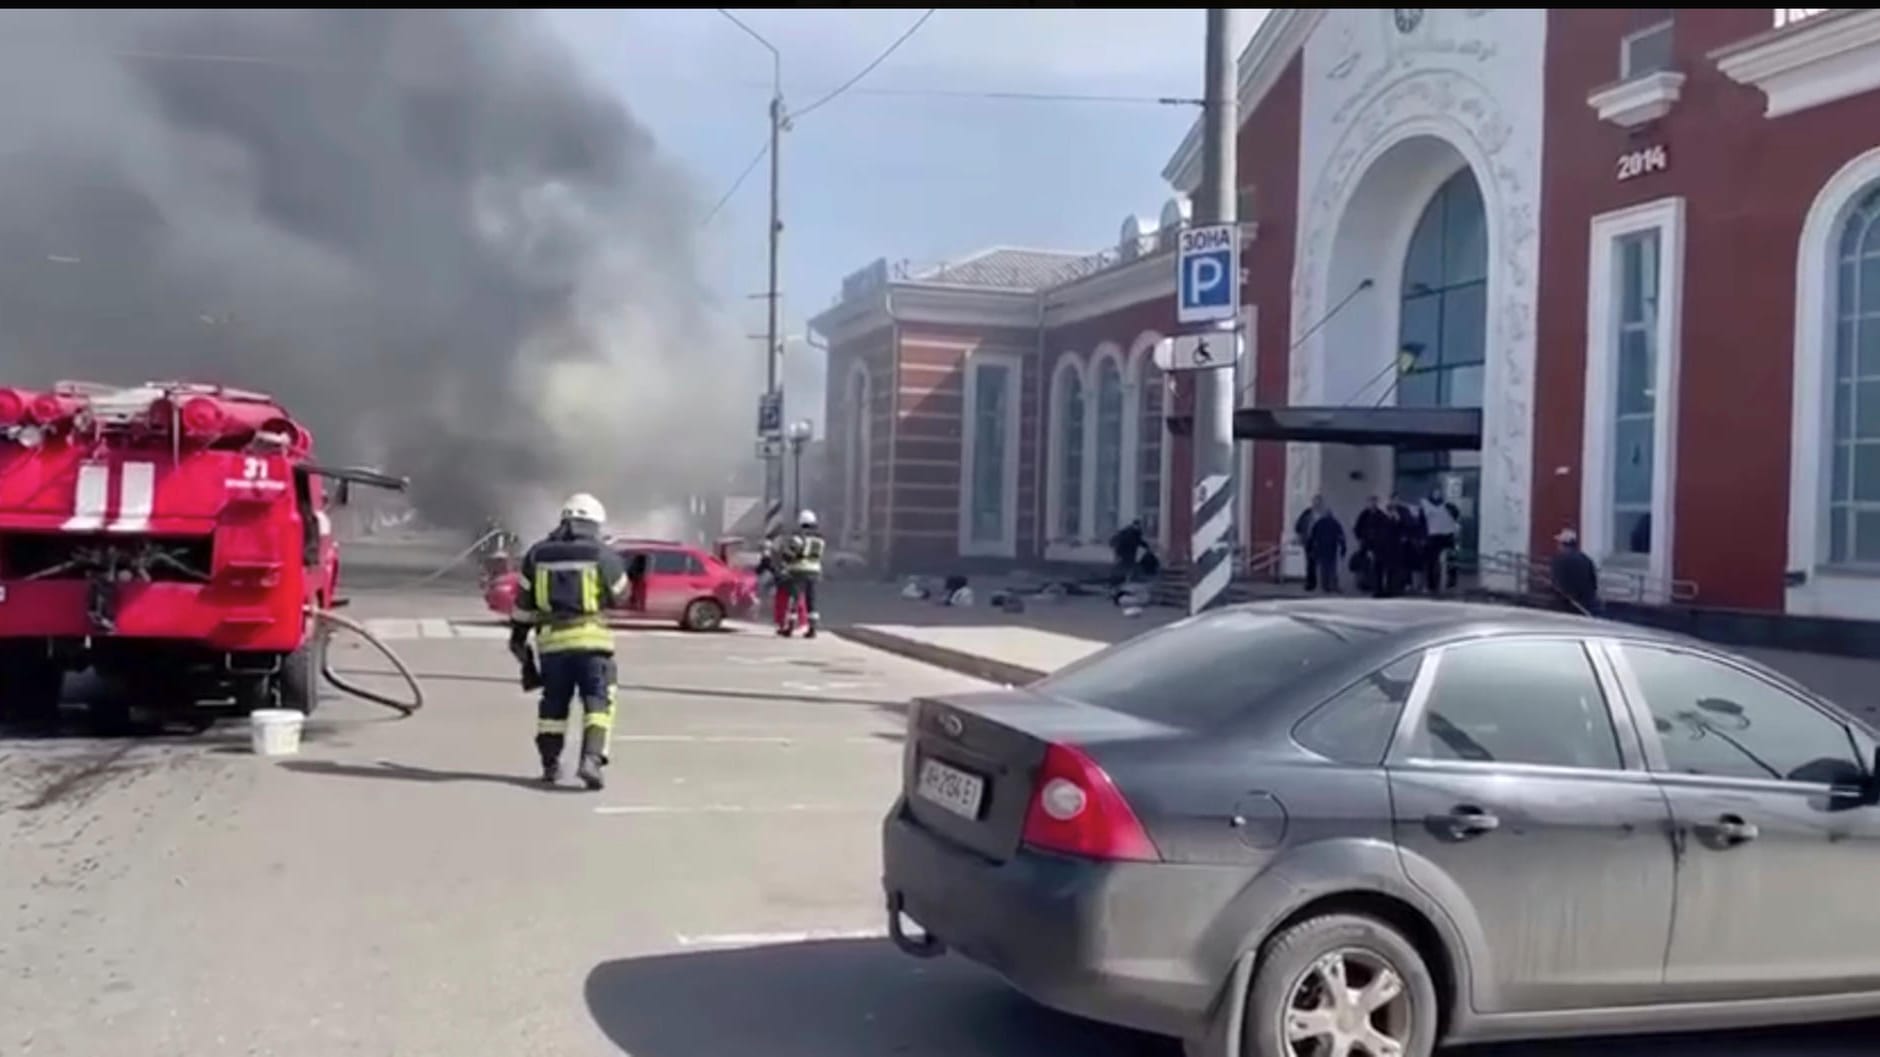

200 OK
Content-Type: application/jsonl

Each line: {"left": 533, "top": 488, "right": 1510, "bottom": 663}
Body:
{"left": 540, "top": 757, "right": 561, "bottom": 785}
{"left": 576, "top": 753, "right": 605, "bottom": 791}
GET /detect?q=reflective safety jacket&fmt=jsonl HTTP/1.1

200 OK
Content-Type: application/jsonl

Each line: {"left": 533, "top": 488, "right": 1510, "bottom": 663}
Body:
{"left": 513, "top": 524, "right": 629, "bottom": 654}
{"left": 783, "top": 530, "right": 825, "bottom": 577}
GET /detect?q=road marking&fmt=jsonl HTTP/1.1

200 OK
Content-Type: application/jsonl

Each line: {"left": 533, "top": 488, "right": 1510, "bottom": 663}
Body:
{"left": 418, "top": 618, "right": 455, "bottom": 639}
{"left": 592, "top": 803, "right": 880, "bottom": 816}
{"left": 673, "top": 927, "right": 888, "bottom": 949}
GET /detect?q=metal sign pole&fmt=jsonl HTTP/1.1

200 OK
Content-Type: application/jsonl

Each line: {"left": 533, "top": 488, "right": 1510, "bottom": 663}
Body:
{"left": 1188, "top": 8, "right": 1239, "bottom": 615}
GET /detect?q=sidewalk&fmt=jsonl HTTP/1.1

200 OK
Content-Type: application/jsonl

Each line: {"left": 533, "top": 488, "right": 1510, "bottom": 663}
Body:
{"left": 826, "top": 580, "right": 1880, "bottom": 722}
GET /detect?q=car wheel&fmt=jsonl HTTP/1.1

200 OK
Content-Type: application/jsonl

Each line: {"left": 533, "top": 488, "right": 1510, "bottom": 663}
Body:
{"left": 1244, "top": 914, "right": 1438, "bottom": 1057}
{"left": 0, "top": 649, "right": 64, "bottom": 730}
{"left": 681, "top": 598, "right": 725, "bottom": 632}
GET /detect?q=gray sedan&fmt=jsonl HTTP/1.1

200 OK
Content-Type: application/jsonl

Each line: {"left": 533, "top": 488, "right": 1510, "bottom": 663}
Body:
{"left": 880, "top": 599, "right": 1880, "bottom": 1057}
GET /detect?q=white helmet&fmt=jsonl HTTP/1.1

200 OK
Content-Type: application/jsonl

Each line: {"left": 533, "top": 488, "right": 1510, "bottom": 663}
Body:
{"left": 798, "top": 509, "right": 818, "bottom": 528}
{"left": 560, "top": 492, "right": 607, "bottom": 525}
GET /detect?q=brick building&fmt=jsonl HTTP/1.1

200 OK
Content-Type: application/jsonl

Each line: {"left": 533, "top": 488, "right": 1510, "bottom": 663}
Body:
{"left": 810, "top": 8, "right": 1880, "bottom": 622}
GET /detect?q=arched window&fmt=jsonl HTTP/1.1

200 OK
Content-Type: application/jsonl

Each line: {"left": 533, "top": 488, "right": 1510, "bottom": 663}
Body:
{"left": 1830, "top": 182, "right": 1880, "bottom": 566}
{"left": 1395, "top": 167, "right": 1488, "bottom": 555}
{"left": 1093, "top": 356, "right": 1125, "bottom": 538}
{"left": 1050, "top": 360, "right": 1087, "bottom": 542}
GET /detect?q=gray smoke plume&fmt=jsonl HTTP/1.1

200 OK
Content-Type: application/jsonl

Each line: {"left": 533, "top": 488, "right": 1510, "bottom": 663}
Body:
{"left": 0, "top": 9, "right": 755, "bottom": 535}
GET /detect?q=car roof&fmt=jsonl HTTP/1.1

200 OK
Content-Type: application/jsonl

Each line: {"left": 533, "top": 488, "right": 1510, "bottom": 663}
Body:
{"left": 1227, "top": 597, "right": 1696, "bottom": 650}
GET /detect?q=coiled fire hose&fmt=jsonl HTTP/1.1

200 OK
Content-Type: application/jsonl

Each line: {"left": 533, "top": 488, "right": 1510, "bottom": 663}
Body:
{"left": 306, "top": 605, "right": 426, "bottom": 715}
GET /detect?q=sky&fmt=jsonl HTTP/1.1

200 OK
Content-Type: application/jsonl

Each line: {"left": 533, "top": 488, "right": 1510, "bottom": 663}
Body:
{"left": 544, "top": 8, "right": 1267, "bottom": 431}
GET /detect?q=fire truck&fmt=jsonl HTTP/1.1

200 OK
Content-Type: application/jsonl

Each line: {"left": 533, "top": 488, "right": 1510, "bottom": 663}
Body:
{"left": 0, "top": 380, "right": 407, "bottom": 726}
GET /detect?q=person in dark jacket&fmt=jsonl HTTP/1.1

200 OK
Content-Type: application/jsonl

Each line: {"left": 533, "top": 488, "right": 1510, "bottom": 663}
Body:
{"left": 1295, "top": 495, "right": 1347, "bottom": 593}
{"left": 1109, "top": 519, "right": 1146, "bottom": 589}
{"left": 509, "top": 493, "right": 629, "bottom": 790}
{"left": 1549, "top": 528, "right": 1602, "bottom": 616}
{"left": 1352, "top": 495, "right": 1387, "bottom": 593}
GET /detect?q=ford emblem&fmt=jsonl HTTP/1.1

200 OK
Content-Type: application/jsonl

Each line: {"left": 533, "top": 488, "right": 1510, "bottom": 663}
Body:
{"left": 939, "top": 713, "right": 964, "bottom": 738}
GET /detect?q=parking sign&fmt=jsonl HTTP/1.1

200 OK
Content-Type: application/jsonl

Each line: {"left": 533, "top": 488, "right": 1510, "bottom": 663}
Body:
{"left": 1176, "top": 224, "right": 1239, "bottom": 325}
{"left": 756, "top": 392, "right": 782, "bottom": 438}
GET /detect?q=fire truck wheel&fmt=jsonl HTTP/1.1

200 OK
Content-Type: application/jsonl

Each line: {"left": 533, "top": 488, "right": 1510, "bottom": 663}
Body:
{"left": 681, "top": 598, "right": 726, "bottom": 633}
{"left": 277, "top": 627, "right": 328, "bottom": 715}
{"left": 0, "top": 652, "right": 63, "bottom": 728}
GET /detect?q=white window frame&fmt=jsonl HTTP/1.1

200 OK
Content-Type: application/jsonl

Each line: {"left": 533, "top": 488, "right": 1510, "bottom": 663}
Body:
{"left": 1045, "top": 356, "right": 1105, "bottom": 562}
{"left": 1124, "top": 330, "right": 1171, "bottom": 556}
{"left": 958, "top": 349, "right": 1024, "bottom": 558}
{"left": 1581, "top": 196, "right": 1686, "bottom": 603}
{"left": 841, "top": 360, "right": 873, "bottom": 549}
{"left": 1790, "top": 146, "right": 1880, "bottom": 619}
{"left": 1088, "top": 344, "right": 1129, "bottom": 545}
{"left": 1620, "top": 19, "right": 1675, "bottom": 81}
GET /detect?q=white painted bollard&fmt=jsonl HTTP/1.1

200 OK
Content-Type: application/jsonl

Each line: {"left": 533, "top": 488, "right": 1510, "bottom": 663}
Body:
{"left": 249, "top": 709, "right": 305, "bottom": 757}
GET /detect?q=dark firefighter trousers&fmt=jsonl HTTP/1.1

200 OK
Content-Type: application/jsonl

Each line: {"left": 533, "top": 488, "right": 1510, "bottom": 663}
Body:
{"left": 536, "top": 650, "right": 618, "bottom": 767}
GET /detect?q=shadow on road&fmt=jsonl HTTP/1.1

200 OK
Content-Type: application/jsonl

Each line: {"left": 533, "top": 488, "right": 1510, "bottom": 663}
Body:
{"left": 583, "top": 938, "right": 1174, "bottom": 1057}
{"left": 278, "top": 759, "right": 586, "bottom": 793}
{"left": 582, "top": 937, "right": 1877, "bottom": 1057}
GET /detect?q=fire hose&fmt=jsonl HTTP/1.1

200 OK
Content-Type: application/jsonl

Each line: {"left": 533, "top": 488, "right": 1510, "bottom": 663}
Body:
{"left": 306, "top": 605, "right": 426, "bottom": 715}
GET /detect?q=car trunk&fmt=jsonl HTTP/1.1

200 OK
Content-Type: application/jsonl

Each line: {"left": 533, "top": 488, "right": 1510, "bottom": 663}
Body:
{"left": 901, "top": 688, "right": 1173, "bottom": 864}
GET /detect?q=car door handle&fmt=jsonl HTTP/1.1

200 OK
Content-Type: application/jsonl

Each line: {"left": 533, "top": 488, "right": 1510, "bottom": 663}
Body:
{"left": 1695, "top": 814, "right": 1759, "bottom": 847}
{"left": 1437, "top": 805, "right": 1500, "bottom": 839}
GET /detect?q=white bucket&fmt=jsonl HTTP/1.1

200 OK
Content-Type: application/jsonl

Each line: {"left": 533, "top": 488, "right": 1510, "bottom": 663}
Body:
{"left": 250, "top": 709, "right": 306, "bottom": 757}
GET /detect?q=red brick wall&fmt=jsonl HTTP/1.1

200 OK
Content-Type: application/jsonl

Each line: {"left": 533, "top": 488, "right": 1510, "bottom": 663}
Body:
{"left": 1534, "top": 9, "right": 1880, "bottom": 609}
{"left": 889, "top": 323, "right": 1039, "bottom": 570}
{"left": 1240, "top": 55, "right": 1304, "bottom": 552}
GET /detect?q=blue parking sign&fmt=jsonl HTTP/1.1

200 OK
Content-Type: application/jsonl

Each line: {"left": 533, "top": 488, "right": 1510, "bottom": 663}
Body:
{"left": 756, "top": 392, "right": 782, "bottom": 438}
{"left": 1176, "top": 223, "right": 1239, "bottom": 325}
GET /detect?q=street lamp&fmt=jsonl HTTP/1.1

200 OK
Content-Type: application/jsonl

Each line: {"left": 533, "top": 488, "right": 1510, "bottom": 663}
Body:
{"left": 787, "top": 418, "right": 814, "bottom": 518}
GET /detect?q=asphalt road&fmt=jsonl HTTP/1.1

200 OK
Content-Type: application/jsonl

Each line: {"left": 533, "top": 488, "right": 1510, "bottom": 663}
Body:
{"left": 0, "top": 583, "right": 1872, "bottom": 1055}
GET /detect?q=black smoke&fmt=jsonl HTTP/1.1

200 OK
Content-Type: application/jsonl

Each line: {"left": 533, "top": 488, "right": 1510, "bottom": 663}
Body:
{"left": 0, "top": 9, "right": 753, "bottom": 533}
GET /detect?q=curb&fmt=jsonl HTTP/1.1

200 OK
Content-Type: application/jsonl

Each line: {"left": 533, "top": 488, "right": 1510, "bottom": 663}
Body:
{"left": 832, "top": 625, "right": 1048, "bottom": 688}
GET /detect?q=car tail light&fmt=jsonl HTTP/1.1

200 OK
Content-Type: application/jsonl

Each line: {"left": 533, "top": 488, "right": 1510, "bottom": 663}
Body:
{"left": 1021, "top": 743, "right": 1160, "bottom": 862}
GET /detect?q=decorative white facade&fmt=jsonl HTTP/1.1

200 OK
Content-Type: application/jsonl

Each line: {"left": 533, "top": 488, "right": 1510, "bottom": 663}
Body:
{"left": 1288, "top": 7, "right": 1547, "bottom": 582}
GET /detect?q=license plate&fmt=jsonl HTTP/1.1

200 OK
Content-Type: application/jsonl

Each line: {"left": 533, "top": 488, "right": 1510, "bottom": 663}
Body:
{"left": 916, "top": 758, "right": 985, "bottom": 820}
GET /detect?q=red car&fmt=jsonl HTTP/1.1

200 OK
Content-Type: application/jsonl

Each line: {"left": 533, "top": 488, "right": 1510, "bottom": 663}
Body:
{"left": 483, "top": 537, "right": 757, "bottom": 632}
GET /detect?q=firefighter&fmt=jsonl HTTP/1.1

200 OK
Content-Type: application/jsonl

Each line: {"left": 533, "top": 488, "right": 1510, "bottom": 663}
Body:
{"left": 507, "top": 492, "right": 629, "bottom": 790}
{"left": 780, "top": 510, "right": 826, "bottom": 638}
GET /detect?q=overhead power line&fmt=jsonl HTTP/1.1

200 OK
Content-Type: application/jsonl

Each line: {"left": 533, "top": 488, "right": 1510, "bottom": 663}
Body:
{"left": 790, "top": 8, "right": 938, "bottom": 123}
{"left": 698, "top": 8, "right": 936, "bottom": 227}
{"left": 700, "top": 138, "right": 770, "bottom": 228}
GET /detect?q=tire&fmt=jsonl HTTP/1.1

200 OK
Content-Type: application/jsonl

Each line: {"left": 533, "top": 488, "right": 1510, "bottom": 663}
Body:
{"left": 276, "top": 626, "right": 328, "bottom": 714}
{"left": 0, "top": 648, "right": 63, "bottom": 729}
{"left": 1244, "top": 914, "right": 1439, "bottom": 1057}
{"left": 681, "top": 598, "right": 726, "bottom": 632}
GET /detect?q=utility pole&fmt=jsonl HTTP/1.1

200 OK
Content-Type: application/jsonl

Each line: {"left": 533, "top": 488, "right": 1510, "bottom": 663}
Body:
{"left": 1189, "top": 7, "right": 1239, "bottom": 615}
{"left": 763, "top": 89, "right": 787, "bottom": 540}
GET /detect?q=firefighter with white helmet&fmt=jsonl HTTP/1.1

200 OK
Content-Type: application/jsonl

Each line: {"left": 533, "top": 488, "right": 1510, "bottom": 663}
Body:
{"left": 507, "top": 492, "right": 629, "bottom": 789}
{"left": 777, "top": 509, "right": 826, "bottom": 638}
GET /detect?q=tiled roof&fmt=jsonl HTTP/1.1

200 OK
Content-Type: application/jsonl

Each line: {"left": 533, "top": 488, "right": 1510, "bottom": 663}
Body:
{"left": 912, "top": 247, "right": 1106, "bottom": 291}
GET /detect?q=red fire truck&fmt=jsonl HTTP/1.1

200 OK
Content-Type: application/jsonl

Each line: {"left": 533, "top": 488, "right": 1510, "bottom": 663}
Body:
{"left": 0, "top": 380, "right": 406, "bottom": 725}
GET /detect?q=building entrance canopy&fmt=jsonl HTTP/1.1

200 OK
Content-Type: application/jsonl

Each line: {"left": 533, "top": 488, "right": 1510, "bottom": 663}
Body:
{"left": 1232, "top": 405, "right": 1483, "bottom": 451}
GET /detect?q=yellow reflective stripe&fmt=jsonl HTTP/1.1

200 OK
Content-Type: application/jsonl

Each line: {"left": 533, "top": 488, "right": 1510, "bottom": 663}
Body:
{"left": 581, "top": 565, "right": 600, "bottom": 613}
{"left": 536, "top": 620, "right": 614, "bottom": 653}
{"left": 583, "top": 707, "right": 614, "bottom": 731}
{"left": 533, "top": 567, "right": 549, "bottom": 612}
{"left": 537, "top": 718, "right": 568, "bottom": 734}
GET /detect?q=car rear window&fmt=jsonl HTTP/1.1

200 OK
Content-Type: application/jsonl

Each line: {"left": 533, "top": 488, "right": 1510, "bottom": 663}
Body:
{"left": 1033, "top": 610, "right": 1380, "bottom": 729}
